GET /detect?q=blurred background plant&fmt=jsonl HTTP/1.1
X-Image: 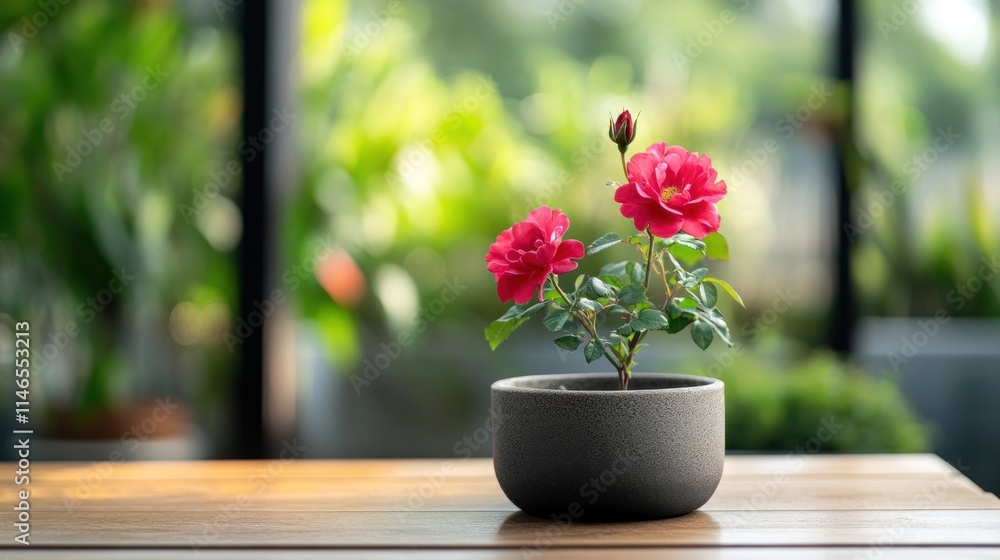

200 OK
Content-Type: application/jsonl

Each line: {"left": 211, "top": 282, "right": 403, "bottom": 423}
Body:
{"left": 0, "top": 0, "right": 239, "bottom": 449}
{"left": 702, "top": 352, "right": 929, "bottom": 452}
{"left": 854, "top": 0, "right": 1000, "bottom": 316}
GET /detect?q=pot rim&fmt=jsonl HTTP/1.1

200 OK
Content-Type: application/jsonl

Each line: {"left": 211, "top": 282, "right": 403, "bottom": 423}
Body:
{"left": 491, "top": 372, "right": 722, "bottom": 395}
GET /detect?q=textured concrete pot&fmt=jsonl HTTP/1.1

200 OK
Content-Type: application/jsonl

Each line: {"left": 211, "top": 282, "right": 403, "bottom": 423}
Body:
{"left": 492, "top": 373, "right": 724, "bottom": 520}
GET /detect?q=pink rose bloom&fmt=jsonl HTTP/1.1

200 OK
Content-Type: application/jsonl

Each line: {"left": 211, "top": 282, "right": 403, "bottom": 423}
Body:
{"left": 485, "top": 206, "right": 585, "bottom": 305}
{"left": 614, "top": 143, "right": 727, "bottom": 238}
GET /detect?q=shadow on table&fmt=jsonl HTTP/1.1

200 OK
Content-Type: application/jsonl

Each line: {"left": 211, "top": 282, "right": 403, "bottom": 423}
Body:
{"left": 495, "top": 510, "right": 722, "bottom": 546}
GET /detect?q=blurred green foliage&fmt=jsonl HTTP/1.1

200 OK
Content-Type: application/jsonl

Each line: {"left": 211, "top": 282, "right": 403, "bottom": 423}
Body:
{"left": 289, "top": 0, "right": 944, "bottom": 456}
{"left": 292, "top": 0, "right": 1000, "bottom": 373}
{"left": 291, "top": 0, "right": 838, "bottom": 369}
{"left": 854, "top": 0, "right": 1000, "bottom": 315}
{"left": 0, "top": 1, "right": 239, "bottom": 415}
{"left": 711, "top": 352, "right": 929, "bottom": 452}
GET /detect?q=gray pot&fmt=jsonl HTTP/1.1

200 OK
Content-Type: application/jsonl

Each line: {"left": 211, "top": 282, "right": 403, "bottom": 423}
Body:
{"left": 491, "top": 373, "right": 724, "bottom": 520}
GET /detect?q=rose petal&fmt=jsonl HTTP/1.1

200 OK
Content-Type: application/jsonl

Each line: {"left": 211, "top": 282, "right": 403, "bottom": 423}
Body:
{"left": 486, "top": 206, "right": 585, "bottom": 304}
{"left": 617, "top": 144, "right": 727, "bottom": 239}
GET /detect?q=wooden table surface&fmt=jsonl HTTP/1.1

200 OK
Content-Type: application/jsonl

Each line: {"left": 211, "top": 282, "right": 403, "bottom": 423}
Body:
{"left": 1, "top": 454, "right": 998, "bottom": 558}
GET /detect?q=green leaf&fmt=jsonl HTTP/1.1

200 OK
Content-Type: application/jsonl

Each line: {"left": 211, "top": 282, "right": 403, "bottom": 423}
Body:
{"left": 706, "top": 309, "right": 733, "bottom": 346}
{"left": 584, "top": 340, "right": 605, "bottom": 363}
{"left": 604, "top": 304, "right": 628, "bottom": 316}
{"left": 600, "top": 261, "right": 628, "bottom": 277}
{"left": 665, "top": 301, "right": 696, "bottom": 333}
{"left": 675, "top": 297, "right": 699, "bottom": 309}
{"left": 691, "top": 320, "right": 714, "bottom": 350}
{"left": 613, "top": 336, "right": 629, "bottom": 358}
{"left": 585, "top": 277, "right": 616, "bottom": 298}
{"left": 586, "top": 232, "right": 622, "bottom": 255}
{"left": 575, "top": 298, "right": 603, "bottom": 313}
{"left": 629, "top": 308, "right": 670, "bottom": 332}
{"left": 498, "top": 302, "right": 547, "bottom": 321}
{"left": 668, "top": 243, "right": 703, "bottom": 266}
{"left": 665, "top": 233, "right": 708, "bottom": 265}
{"left": 701, "top": 307, "right": 728, "bottom": 329}
{"left": 628, "top": 262, "right": 646, "bottom": 284}
{"left": 574, "top": 274, "right": 586, "bottom": 290}
{"left": 704, "top": 277, "right": 745, "bottom": 307}
{"left": 697, "top": 282, "right": 718, "bottom": 308}
{"left": 666, "top": 300, "right": 684, "bottom": 318}
{"left": 665, "top": 233, "right": 706, "bottom": 250}
{"left": 617, "top": 324, "right": 634, "bottom": 337}
{"left": 485, "top": 302, "right": 550, "bottom": 350}
{"left": 680, "top": 267, "right": 709, "bottom": 288}
{"left": 703, "top": 233, "right": 729, "bottom": 261}
{"left": 554, "top": 334, "right": 582, "bottom": 351}
{"left": 713, "top": 322, "right": 733, "bottom": 347}
{"left": 485, "top": 317, "right": 530, "bottom": 350}
{"left": 665, "top": 313, "right": 694, "bottom": 334}
{"left": 618, "top": 284, "right": 647, "bottom": 305}
{"left": 675, "top": 238, "right": 706, "bottom": 252}
{"left": 599, "top": 274, "right": 625, "bottom": 290}
{"left": 690, "top": 307, "right": 733, "bottom": 347}
{"left": 543, "top": 309, "right": 573, "bottom": 332}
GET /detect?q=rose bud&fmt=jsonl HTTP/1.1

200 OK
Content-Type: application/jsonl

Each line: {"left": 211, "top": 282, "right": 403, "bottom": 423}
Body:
{"left": 608, "top": 109, "right": 638, "bottom": 153}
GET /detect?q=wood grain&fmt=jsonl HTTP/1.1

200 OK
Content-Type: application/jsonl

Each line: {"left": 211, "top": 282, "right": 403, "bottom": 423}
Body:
{"left": 15, "top": 453, "right": 962, "bottom": 482}
{"left": 3, "top": 510, "right": 1000, "bottom": 547}
{"left": 2, "top": 474, "right": 995, "bottom": 512}
{"left": 0, "top": 454, "right": 996, "bottom": 556}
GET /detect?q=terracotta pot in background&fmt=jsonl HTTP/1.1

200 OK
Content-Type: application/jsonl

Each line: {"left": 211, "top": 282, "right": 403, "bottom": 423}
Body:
{"left": 34, "top": 398, "right": 206, "bottom": 461}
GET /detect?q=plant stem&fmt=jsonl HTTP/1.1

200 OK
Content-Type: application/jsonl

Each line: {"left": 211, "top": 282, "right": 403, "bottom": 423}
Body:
{"left": 652, "top": 254, "right": 679, "bottom": 310}
{"left": 550, "top": 276, "right": 624, "bottom": 368}
{"left": 643, "top": 228, "right": 655, "bottom": 288}
{"left": 620, "top": 152, "right": 628, "bottom": 179}
{"left": 618, "top": 229, "right": 657, "bottom": 391}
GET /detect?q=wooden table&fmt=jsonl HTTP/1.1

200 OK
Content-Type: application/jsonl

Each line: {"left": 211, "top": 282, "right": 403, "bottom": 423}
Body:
{"left": 1, "top": 454, "right": 998, "bottom": 558}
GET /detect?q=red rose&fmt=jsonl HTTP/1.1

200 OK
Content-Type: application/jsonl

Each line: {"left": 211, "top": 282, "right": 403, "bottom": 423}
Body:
{"left": 614, "top": 143, "right": 727, "bottom": 238}
{"left": 485, "top": 206, "right": 585, "bottom": 305}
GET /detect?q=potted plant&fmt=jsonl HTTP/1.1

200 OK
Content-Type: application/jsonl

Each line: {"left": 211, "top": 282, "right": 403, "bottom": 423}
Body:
{"left": 484, "top": 110, "right": 742, "bottom": 520}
